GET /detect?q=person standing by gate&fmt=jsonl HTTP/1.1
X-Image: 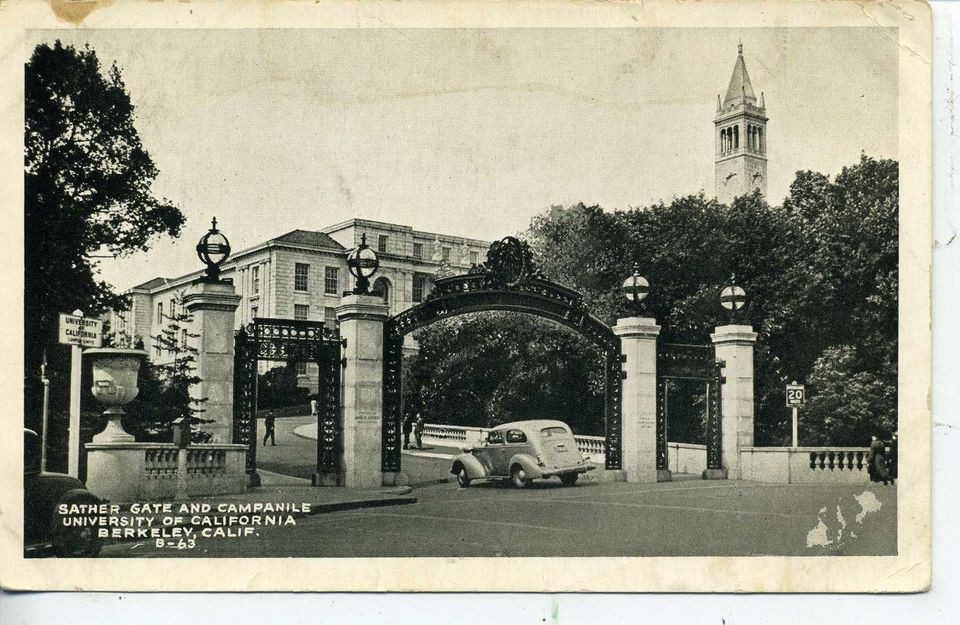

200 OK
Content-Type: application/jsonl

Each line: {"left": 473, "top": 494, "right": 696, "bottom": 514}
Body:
{"left": 414, "top": 413, "right": 425, "bottom": 449}
{"left": 402, "top": 414, "right": 414, "bottom": 450}
{"left": 868, "top": 435, "right": 890, "bottom": 485}
{"left": 263, "top": 413, "right": 276, "bottom": 446}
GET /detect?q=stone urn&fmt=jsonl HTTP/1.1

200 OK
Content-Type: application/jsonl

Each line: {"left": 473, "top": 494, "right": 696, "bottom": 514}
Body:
{"left": 85, "top": 348, "right": 148, "bottom": 443}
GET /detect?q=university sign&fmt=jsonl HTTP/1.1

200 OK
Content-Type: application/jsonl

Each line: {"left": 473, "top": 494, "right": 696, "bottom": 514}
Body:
{"left": 58, "top": 313, "right": 103, "bottom": 348}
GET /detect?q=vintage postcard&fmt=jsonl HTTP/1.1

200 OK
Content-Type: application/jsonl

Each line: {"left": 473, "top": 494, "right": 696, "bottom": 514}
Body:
{"left": 0, "top": 0, "right": 931, "bottom": 592}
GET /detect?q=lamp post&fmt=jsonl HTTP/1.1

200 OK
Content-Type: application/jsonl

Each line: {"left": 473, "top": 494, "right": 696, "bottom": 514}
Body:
{"left": 621, "top": 263, "right": 650, "bottom": 316}
{"left": 195, "top": 217, "right": 232, "bottom": 282}
{"left": 347, "top": 232, "right": 380, "bottom": 295}
{"left": 719, "top": 274, "right": 747, "bottom": 324}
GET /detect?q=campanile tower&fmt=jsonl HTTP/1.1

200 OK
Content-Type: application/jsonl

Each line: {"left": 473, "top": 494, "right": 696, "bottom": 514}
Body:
{"left": 715, "top": 44, "right": 768, "bottom": 204}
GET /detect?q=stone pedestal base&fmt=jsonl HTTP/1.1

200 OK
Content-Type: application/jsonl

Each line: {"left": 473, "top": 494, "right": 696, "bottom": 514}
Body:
{"left": 381, "top": 471, "right": 410, "bottom": 487}
{"left": 312, "top": 471, "right": 340, "bottom": 487}
{"left": 86, "top": 443, "right": 144, "bottom": 502}
{"left": 91, "top": 414, "right": 136, "bottom": 444}
{"left": 657, "top": 469, "right": 673, "bottom": 482}
{"left": 702, "top": 468, "right": 729, "bottom": 480}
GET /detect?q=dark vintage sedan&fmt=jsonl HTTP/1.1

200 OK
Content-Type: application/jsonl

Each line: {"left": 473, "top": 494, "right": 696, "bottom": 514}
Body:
{"left": 450, "top": 420, "right": 595, "bottom": 488}
{"left": 23, "top": 429, "right": 103, "bottom": 557}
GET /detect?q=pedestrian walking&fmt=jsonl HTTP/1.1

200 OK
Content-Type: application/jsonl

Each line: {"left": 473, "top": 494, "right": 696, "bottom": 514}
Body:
{"left": 414, "top": 413, "right": 425, "bottom": 449}
{"left": 402, "top": 414, "right": 414, "bottom": 450}
{"left": 263, "top": 413, "right": 276, "bottom": 446}
{"left": 310, "top": 396, "right": 318, "bottom": 418}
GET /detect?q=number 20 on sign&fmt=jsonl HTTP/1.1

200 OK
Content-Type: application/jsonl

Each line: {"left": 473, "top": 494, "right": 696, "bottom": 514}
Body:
{"left": 786, "top": 384, "right": 805, "bottom": 407}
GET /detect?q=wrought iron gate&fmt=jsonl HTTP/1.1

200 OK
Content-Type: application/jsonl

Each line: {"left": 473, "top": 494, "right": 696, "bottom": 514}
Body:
{"left": 382, "top": 236, "right": 623, "bottom": 473}
{"left": 656, "top": 343, "right": 725, "bottom": 474}
{"left": 233, "top": 318, "right": 342, "bottom": 486}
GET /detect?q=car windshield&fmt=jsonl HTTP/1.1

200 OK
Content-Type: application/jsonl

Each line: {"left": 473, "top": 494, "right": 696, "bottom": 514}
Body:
{"left": 540, "top": 426, "right": 569, "bottom": 439}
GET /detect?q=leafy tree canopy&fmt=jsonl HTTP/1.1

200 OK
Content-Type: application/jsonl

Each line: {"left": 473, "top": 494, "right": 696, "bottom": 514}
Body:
{"left": 408, "top": 155, "right": 897, "bottom": 446}
{"left": 25, "top": 41, "right": 184, "bottom": 422}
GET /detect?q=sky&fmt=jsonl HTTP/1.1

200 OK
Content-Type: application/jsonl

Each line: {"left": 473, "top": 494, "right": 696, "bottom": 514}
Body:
{"left": 28, "top": 28, "right": 898, "bottom": 291}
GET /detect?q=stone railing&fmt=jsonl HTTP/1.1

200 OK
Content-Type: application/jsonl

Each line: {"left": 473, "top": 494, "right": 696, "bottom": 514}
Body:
{"left": 668, "top": 442, "right": 708, "bottom": 475}
{"left": 739, "top": 446, "right": 872, "bottom": 484}
{"left": 87, "top": 442, "right": 247, "bottom": 502}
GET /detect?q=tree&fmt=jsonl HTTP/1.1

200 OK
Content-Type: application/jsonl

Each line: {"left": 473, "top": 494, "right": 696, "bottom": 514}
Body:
{"left": 403, "top": 313, "right": 606, "bottom": 436}
{"left": 521, "top": 156, "right": 897, "bottom": 446}
{"left": 123, "top": 293, "right": 211, "bottom": 442}
{"left": 24, "top": 41, "right": 184, "bottom": 426}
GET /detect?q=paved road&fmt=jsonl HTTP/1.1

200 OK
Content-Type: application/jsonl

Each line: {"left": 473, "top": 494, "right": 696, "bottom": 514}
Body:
{"left": 131, "top": 417, "right": 896, "bottom": 557}
{"left": 256, "top": 416, "right": 460, "bottom": 486}
{"left": 103, "top": 477, "right": 896, "bottom": 558}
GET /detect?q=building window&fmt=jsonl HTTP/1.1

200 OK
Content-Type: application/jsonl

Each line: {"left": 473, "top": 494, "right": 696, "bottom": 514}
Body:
{"left": 294, "top": 263, "right": 309, "bottom": 292}
{"left": 251, "top": 305, "right": 258, "bottom": 320}
{"left": 469, "top": 251, "right": 479, "bottom": 265}
{"left": 180, "top": 329, "right": 188, "bottom": 348}
{"left": 156, "top": 302, "right": 163, "bottom": 323}
{"left": 442, "top": 247, "right": 451, "bottom": 262}
{"left": 252, "top": 265, "right": 260, "bottom": 294}
{"left": 294, "top": 304, "right": 309, "bottom": 321}
{"left": 324, "top": 306, "right": 337, "bottom": 328}
{"left": 413, "top": 242, "right": 423, "bottom": 259}
{"left": 296, "top": 361, "right": 307, "bottom": 375}
{"left": 324, "top": 267, "right": 339, "bottom": 295}
{"left": 378, "top": 234, "right": 388, "bottom": 253}
{"left": 413, "top": 274, "right": 427, "bottom": 303}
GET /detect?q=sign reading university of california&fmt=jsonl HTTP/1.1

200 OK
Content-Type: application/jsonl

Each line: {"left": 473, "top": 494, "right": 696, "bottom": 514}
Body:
{"left": 58, "top": 313, "right": 104, "bottom": 347}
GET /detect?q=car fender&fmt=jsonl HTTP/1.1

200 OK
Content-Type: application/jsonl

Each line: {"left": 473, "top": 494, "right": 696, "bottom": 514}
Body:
{"left": 451, "top": 453, "right": 487, "bottom": 479}
{"left": 509, "top": 454, "right": 544, "bottom": 479}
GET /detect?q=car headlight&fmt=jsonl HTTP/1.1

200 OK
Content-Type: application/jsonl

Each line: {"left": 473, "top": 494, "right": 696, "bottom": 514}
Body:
{"left": 536, "top": 454, "right": 546, "bottom": 467}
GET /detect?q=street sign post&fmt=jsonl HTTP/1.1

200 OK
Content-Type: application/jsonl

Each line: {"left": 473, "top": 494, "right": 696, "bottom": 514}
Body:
{"left": 58, "top": 311, "right": 103, "bottom": 477}
{"left": 786, "top": 382, "right": 805, "bottom": 447}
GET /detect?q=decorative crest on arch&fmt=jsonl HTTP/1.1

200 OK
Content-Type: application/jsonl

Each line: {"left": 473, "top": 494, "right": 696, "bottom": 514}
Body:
{"left": 469, "top": 236, "right": 544, "bottom": 287}
{"left": 381, "top": 235, "right": 623, "bottom": 475}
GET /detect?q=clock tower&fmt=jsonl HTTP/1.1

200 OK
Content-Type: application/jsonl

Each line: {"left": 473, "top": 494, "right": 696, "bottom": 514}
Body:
{"left": 715, "top": 44, "right": 768, "bottom": 204}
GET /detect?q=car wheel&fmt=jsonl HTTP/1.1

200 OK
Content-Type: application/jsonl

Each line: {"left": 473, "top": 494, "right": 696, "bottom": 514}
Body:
{"left": 510, "top": 465, "right": 530, "bottom": 489}
{"left": 560, "top": 473, "right": 579, "bottom": 487}
{"left": 456, "top": 466, "right": 471, "bottom": 488}
{"left": 52, "top": 492, "right": 102, "bottom": 558}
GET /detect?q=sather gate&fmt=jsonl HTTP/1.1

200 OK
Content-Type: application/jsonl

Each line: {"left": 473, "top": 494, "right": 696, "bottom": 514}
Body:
{"left": 656, "top": 343, "right": 725, "bottom": 477}
{"left": 233, "top": 318, "right": 342, "bottom": 486}
{"left": 381, "top": 237, "right": 624, "bottom": 473}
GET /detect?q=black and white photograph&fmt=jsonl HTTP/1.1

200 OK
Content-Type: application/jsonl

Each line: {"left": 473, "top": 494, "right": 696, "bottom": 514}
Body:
{"left": 0, "top": 0, "right": 932, "bottom": 593}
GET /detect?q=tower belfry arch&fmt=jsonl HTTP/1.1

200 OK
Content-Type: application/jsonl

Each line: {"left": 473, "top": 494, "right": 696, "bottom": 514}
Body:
{"left": 715, "top": 43, "right": 768, "bottom": 204}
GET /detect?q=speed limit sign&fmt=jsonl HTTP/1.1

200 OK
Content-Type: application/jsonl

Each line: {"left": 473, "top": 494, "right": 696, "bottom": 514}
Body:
{"left": 786, "top": 383, "right": 805, "bottom": 407}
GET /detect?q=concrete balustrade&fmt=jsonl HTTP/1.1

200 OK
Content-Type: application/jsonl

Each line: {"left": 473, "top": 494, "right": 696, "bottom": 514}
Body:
{"left": 85, "top": 442, "right": 247, "bottom": 502}
{"left": 739, "top": 446, "right": 873, "bottom": 484}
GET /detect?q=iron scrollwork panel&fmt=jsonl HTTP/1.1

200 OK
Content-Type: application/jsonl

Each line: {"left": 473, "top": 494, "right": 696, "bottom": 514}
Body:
{"left": 604, "top": 346, "right": 623, "bottom": 471}
{"left": 705, "top": 365, "right": 723, "bottom": 470}
{"left": 656, "top": 379, "right": 668, "bottom": 471}
{"left": 382, "top": 328, "right": 404, "bottom": 472}
{"left": 233, "top": 328, "right": 257, "bottom": 476}
{"left": 315, "top": 336, "right": 342, "bottom": 472}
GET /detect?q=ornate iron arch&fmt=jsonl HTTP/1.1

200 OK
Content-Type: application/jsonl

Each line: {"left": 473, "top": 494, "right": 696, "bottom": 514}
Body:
{"left": 382, "top": 237, "right": 622, "bottom": 472}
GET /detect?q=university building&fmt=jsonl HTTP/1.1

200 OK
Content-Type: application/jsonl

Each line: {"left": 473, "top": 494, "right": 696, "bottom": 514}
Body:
{"left": 111, "top": 218, "right": 489, "bottom": 387}
{"left": 111, "top": 46, "right": 765, "bottom": 387}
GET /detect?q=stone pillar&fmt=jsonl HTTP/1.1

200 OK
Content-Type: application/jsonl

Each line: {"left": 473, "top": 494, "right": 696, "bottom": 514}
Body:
{"left": 183, "top": 280, "right": 241, "bottom": 443}
{"left": 337, "top": 294, "right": 390, "bottom": 488}
{"left": 614, "top": 316, "right": 661, "bottom": 483}
{"left": 711, "top": 324, "right": 758, "bottom": 479}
